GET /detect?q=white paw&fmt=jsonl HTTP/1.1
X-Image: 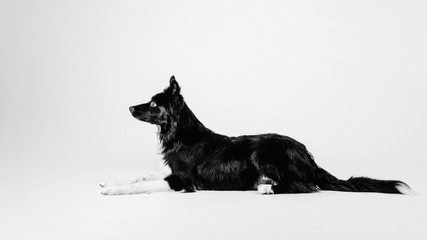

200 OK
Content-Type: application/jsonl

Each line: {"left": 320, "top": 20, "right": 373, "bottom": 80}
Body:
{"left": 100, "top": 186, "right": 121, "bottom": 195}
{"left": 99, "top": 175, "right": 161, "bottom": 188}
{"left": 100, "top": 180, "right": 171, "bottom": 195}
{"left": 100, "top": 179, "right": 132, "bottom": 188}
{"left": 99, "top": 181, "right": 113, "bottom": 188}
{"left": 396, "top": 183, "right": 415, "bottom": 195}
{"left": 257, "top": 184, "right": 274, "bottom": 194}
{"left": 100, "top": 185, "right": 143, "bottom": 195}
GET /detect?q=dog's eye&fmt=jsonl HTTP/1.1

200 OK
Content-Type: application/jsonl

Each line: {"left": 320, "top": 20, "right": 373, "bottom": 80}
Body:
{"left": 150, "top": 101, "right": 157, "bottom": 108}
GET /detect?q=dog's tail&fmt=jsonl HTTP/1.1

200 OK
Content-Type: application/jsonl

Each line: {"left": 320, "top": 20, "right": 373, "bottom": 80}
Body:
{"left": 315, "top": 167, "right": 412, "bottom": 194}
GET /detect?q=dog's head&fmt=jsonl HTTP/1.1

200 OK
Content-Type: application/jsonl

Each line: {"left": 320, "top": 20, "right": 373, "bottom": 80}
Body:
{"left": 129, "top": 76, "right": 183, "bottom": 126}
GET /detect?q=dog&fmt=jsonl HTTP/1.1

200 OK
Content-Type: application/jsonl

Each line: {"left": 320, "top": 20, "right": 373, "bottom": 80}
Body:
{"left": 100, "top": 76, "right": 411, "bottom": 195}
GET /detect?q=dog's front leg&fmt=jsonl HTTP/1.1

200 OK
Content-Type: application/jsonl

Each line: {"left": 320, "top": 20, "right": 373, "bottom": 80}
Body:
{"left": 99, "top": 175, "right": 161, "bottom": 188}
{"left": 100, "top": 179, "right": 172, "bottom": 195}
{"left": 100, "top": 163, "right": 171, "bottom": 187}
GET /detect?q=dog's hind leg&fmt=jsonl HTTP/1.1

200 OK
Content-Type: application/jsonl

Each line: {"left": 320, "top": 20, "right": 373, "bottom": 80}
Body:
{"left": 257, "top": 182, "right": 319, "bottom": 194}
{"left": 251, "top": 137, "right": 320, "bottom": 194}
{"left": 257, "top": 184, "right": 274, "bottom": 194}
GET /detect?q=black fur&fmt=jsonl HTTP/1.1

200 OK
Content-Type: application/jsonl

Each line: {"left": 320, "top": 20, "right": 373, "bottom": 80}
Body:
{"left": 129, "top": 76, "right": 410, "bottom": 194}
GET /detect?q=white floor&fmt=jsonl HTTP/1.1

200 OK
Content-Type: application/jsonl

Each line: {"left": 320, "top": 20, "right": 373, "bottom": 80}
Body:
{"left": 2, "top": 163, "right": 426, "bottom": 240}
{"left": 2, "top": 1, "right": 427, "bottom": 239}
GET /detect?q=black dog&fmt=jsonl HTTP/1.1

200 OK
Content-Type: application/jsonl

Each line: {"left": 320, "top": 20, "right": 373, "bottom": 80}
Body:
{"left": 100, "top": 76, "right": 411, "bottom": 195}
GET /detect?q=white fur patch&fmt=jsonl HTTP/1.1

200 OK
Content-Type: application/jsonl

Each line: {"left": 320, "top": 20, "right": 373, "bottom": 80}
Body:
{"left": 101, "top": 180, "right": 171, "bottom": 195}
{"left": 257, "top": 184, "right": 274, "bottom": 194}
{"left": 396, "top": 183, "right": 415, "bottom": 195}
{"left": 99, "top": 175, "right": 160, "bottom": 187}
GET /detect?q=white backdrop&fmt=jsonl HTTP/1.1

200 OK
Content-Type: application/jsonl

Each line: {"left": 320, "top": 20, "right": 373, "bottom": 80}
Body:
{"left": 1, "top": 1, "right": 427, "bottom": 239}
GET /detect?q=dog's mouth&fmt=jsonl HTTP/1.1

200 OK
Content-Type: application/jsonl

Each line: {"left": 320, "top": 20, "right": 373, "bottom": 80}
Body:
{"left": 132, "top": 113, "right": 147, "bottom": 122}
{"left": 129, "top": 107, "right": 157, "bottom": 124}
{"left": 129, "top": 105, "right": 167, "bottom": 126}
{"left": 129, "top": 107, "right": 145, "bottom": 120}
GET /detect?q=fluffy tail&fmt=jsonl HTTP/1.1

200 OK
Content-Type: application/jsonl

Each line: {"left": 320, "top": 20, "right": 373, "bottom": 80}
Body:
{"left": 316, "top": 167, "right": 411, "bottom": 194}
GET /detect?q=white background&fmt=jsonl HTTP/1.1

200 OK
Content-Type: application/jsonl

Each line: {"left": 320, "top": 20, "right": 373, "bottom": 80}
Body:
{"left": 1, "top": 1, "right": 426, "bottom": 239}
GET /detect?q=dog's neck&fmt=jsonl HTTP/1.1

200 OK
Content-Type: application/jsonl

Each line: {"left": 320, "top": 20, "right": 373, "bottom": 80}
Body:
{"left": 159, "top": 102, "right": 212, "bottom": 153}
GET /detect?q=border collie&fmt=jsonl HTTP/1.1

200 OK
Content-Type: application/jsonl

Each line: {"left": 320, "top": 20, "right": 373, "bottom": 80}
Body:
{"left": 100, "top": 76, "right": 411, "bottom": 195}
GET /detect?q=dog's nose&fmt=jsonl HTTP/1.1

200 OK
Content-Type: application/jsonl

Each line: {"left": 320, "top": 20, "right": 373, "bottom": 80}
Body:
{"left": 129, "top": 107, "right": 135, "bottom": 113}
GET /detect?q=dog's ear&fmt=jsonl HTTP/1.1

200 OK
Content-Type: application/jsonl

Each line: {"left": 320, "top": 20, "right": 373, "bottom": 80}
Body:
{"left": 169, "top": 75, "right": 181, "bottom": 95}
